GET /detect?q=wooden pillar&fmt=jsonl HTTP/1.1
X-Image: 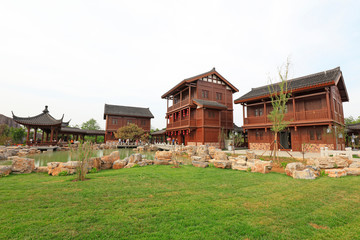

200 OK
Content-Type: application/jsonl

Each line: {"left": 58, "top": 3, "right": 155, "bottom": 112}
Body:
{"left": 34, "top": 128, "right": 37, "bottom": 144}
{"left": 264, "top": 102, "right": 267, "bottom": 123}
{"left": 292, "top": 97, "right": 296, "bottom": 121}
{"left": 326, "top": 87, "right": 331, "bottom": 119}
{"left": 50, "top": 128, "right": 54, "bottom": 143}
{"left": 202, "top": 108, "right": 205, "bottom": 145}
{"left": 242, "top": 104, "right": 245, "bottom": 125}
{"left": 26, "top": 126, "right": 30, "bottom": 144}
{"left": 55, "top": 130, "right": 58, "bottom": 142}
{"left": 41, "top": 130, "right": 45, "bottom": 143}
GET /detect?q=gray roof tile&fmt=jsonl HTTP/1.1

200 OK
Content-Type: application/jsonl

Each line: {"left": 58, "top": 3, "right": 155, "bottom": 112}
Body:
{"left": 104, "top": 104, "right": 154, "bottom": 119}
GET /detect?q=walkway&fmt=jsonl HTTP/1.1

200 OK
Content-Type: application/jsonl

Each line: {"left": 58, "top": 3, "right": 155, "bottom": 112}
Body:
{"left": 225, "top": 149, "right": 321, "bottom": 159}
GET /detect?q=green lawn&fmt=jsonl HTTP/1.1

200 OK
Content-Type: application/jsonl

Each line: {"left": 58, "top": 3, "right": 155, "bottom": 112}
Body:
{"left": 1, "top": 166, "right": 360, "bottom": 240}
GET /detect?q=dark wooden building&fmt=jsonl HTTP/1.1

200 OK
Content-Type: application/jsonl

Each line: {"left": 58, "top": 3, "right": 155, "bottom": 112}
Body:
{"left": 104, "top": 104, "right": 154, "bottom": 142}
{"left": 234, "top": 67, "right": 349, "bottom": 152}
{"left": 161, "top": 68, "right": 239, "bottom": 147}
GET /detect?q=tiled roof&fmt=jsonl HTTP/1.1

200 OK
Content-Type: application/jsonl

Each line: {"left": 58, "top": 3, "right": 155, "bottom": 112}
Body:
{"left": 235, "top": 67, "right": 342, "bottom": 103}
{"left": 104, "top": 104, "right": 154, "bottom": 119}
{"left": 12, "top": 106, "right": 63, "bottom": 126}
{"left": 193, "top": 99, "right": 227, "bottom": 110}
{"left": 60, "top": 127, "right": 105, "bottom": 135}
{"left": 161, "top": 68, "right": 239, "bottom": 98}
{"left": 151, "top": 129, "right": 166, "bottom": 135}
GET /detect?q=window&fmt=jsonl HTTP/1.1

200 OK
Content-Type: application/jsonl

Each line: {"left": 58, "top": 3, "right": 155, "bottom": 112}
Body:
{"left": 112, "top": 118, "right": 118, "bottom": 125}
{"left": 256, "top": 131, "right": 260, "bottom": 140}
{"left": 202, "top": 90, "right": 209, "bottom": 99}
{"left": 255, "top": 108, "right": 263, "bottom": 117}
{"left": 316, "top": 129, "right": 322, "bottom": 140}
{"left": 309, "top": 130, "right": 315, "bottom": 140}
{"left": 216, "top": 92, "right": 222, "bottom": 100}
{"left": 208, "top": 111, "right": 215, "bottom": 118}
{"left": 141, "top": 120, "right": 146, "bottom": 126}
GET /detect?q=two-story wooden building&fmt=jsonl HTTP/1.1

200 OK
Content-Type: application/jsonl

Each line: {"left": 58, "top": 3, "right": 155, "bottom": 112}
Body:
{"left": 161, "top": 68, "right": 239, "bottom": 147}
{"left": 234, "top": 67, "right": 349, "bottom": 152}
{"left": 104, "top": 104, "right": 154, "bottom": 142}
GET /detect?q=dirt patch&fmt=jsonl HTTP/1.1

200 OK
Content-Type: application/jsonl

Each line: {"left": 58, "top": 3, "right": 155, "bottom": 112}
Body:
{"left": 270, "top": 167, "right": 285, "bottom": 174}
{"left": 309, "top": 223, "right": 328, "bottom": 229}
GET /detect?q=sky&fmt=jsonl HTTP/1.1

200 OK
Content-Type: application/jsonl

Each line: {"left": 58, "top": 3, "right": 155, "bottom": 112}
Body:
{"left": 1, "top": 0, "right": 359, "bottom": 130}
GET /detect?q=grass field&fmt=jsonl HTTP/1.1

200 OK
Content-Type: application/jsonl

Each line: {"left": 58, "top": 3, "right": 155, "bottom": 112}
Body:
{"left": 1, "top": 165, "right": 360, "bottom": 239}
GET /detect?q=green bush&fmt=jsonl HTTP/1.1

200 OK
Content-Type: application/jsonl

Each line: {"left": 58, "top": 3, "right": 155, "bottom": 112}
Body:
{"left": 58, "top": 171, "right": 69, "bottom": 176}
{"left": 320, "top": 170, "right": 328, "bottom": 177}
{"left": 280, "top": 162, "right": 288, "bottom": 168}
{"left": 88, "top": 167, "right": 98, "bottom": 174}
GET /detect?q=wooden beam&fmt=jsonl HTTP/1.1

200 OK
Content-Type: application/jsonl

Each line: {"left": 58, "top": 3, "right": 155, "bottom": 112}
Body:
{"left": 326, "top": 87, "right": 331, "bottom": 119}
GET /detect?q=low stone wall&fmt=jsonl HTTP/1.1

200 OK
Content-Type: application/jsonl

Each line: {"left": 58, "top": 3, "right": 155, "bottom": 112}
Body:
{"left": 303, "top": 144, "right": 334, "bottom": 153}
{"left": 249, "top": 143, "right": 271, "bottom": 151}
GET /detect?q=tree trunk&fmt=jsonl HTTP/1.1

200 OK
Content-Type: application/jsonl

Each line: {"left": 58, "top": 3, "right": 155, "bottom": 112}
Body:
{"left": 273, "top": 132, "right": 278, "bottom": 162}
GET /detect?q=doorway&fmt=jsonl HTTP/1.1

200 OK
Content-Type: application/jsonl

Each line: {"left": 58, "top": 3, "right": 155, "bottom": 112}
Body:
{"left": 279, "top": 131, "right": 291, "bottom": 149}
{"left": 181, "top": 134, "right": 185, "bottom": 145}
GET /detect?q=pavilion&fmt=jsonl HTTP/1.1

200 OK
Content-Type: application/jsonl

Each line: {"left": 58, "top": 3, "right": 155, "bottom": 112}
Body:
{"left": 12, "top": 106, "right": 105, "bottom": 145}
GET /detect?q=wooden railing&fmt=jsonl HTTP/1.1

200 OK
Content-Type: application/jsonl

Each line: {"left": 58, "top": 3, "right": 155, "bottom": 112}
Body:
{"left": 167, "top": 119, "right": 197, "bottom": 129}
{"left": 245, "top": 109, "right": 331, "bottom": 125}
{"left": 168, "top": 99, "right": 190, "bottom": 112}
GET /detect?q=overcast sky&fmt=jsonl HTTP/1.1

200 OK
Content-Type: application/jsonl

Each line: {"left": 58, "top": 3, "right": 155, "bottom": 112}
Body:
{"left": 1, "top": 0, "right": 359, "bottom": 130}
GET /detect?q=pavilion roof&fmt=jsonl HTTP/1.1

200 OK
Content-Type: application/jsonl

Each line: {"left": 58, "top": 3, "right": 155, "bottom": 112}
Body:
{"left": 235, "top": 67, "right": 349, "bottom": 103}
{"left": 104, "top": 104, "right": 154, "bottom": 119}
{"left": 60, "top": 126, "right": 105, "bottom": 136}
{"left": 12, "top": 106, "right": 64, "bottom": 127}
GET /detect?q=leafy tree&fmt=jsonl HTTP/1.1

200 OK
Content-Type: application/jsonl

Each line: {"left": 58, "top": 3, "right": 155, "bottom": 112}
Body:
{"left": 81, "top": 118, "right": 100, "bottom": 130}
{"left": 268, "top": 59, "right": 292, "bottom": 162}
{"left": 69, "top": 141, "right": 93, "bottom": 181}
{"left": 10, "top": 127, "right": 26, "bottom": 144}
{"left": 0, "top": 124, "right": 11, "bottom": 145}
{"left": 115, "top": 123, "right": 147, "bottom": 142}
{"left": 345, "top": 116, "right": 360, "bottom": 125}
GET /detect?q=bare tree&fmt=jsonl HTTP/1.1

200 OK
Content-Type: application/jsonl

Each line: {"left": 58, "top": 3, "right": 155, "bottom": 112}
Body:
{"left": 268, "top": 59, "right": 292, "bottom": 162}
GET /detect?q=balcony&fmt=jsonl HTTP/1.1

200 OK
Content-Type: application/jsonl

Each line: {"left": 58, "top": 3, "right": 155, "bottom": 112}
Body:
{"left": 244, "top": 109, "right": 331, "bottom": 126}
{"left": 166, "top": 117, "right": 196, "bottom": 129}
{"left": 168, "top": 99, "right": 191, "bottom": 112}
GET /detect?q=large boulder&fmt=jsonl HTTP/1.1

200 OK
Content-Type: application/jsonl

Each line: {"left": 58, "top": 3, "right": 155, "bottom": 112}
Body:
{"left": 109, "top": 151, "right": 120, "bottom": 161}
{"left": 251, "top": 160, "right": 272, "bottom": 174}
{"left": 88, "top": 157, "right": 101, "bottom": 170}
{"left": 208, "top": 146, "right": 217, "bottom": 159}
{"left": 101, "top": 155, "right": 116, "bottom": 170}
{"left": 155, "top": 151, "right": 172, "bottom": 161}
{"left": 196, "top": 145, "right": 209, "bottom": 156}
{"left": 113, "top": 159, "right": 128, "bottom": 169}
{"left": 47, "top": 161, "right": 81, "bottom": 176}
{"left": 293, "top": 169, "right": 317, "bottom": 180}
{"left": 349, "top": 162, "right": 360, "bottom": 168}
{"left": 344, "top": 167, "right": 360, "bottom": 176}
{"left": 214, "top": 151, "right": 228, "bottom": 161}
{"left": 0, "top": 166, "right": 11, "bottom": 176}
{"left": 154, "top": 159, "right": 171, "bottom": 165}
{"left": 11, "top": 157, "right": 35, "bottom": 174}
{"left": 325, "top": 169, "right": 347, "bottom": 178}
{"left": 246, "top": 150, "right": 256, "bottom": 160}
{"left": 285, "top": 162, "right": 306, "bottom": 177}
{"left": 143, "top": 159, "right": 154, "bottom": 165}
{"left": 192, "top": 160, "right": 209, "bottom": 168}
{"left": 129, "top": 153, "right": 142, "bottom": 163}
{"left": 308, "top": 157, "right": 350, "bottom": 169}
{"left": 232, "top": 162, "right": 249, "bottom": 171}
{"left": 184, "top": 146, "right": 196, "bottom": 157}
{"left": 213, "top": 160, "right": 231, "bottom": 169}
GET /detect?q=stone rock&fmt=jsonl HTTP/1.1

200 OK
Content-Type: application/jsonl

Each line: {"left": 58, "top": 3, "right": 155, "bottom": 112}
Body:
{"left": 293, "top": 169, "right": 317, "bottom": 180}
{"left": 214, "top": 151, "right": 228, "bottom": 161}
{"left": 309, "top": 157, "right": 350, "bottom": 169}
{"left": 344, "top": 167, "right": 360, "bottom": 176}
{"left": 149, "top": 145, "right": 159, "bottom": 152}
{"left": 124, "top": 163, "right": 135, "bottom": 168}
{"left": 88, "top": 157, "right": 101, "bottom": 170}
{"left": 349, "top": 162, "right": 360, "bottom": 168}
{"left": 34, "top": 166, "right": 48, "bottom": 173}
{"left": 0, "top": 153, "right": 6, "bottom": 160}
{"left": 208, "top": 146, "right": 217, "bottom": 159}
{"left": 213, "top": 160, "right": 231, "bottom": 169}
{"left": 155, "top": 151, "right": 172, "bottom": 161}
{"left": 113, "top": 159, "right": 128, "bottom": 169}
{"left": 11, "top": 157, "right": 35, "bottom": 174}
{"left": 246, "top": 150, "right": 256, "bottom": 160}
{"left": 184, "top": 146, "right": 196, "bottom": 157}
{"left": 196, "top": 145, "right": 209, "bottom": 156}
{"left": 232, "top": 162, "right": 249, "bottom": 171}
{"left": 129, "top": 153, "right": 142, "bottom": 163}
{"left": 325, "top": 169, "right": 347, "bottom": 178}
{"left": 101, "top": 155, "right": 116, "bottom": 170}
{"left": 0, "top": 166, "right": 11, "bottom": 176}
{"left": 251, "top": 160, "right": 272, "bottom": 174}
{"left": 285, "top": 162, "right": 306, "bottom": 177}
{"left": 144, "top": 159, "right": 154, "bottom": 165}
{"left": 61, "top": 161, "right": 79, "bottom": 169}
{"left": 192, "top": 160, "right": 209, "bottom": 168}
{"left": 137, "top": 161, "right": 148, "bottom": 167}
{"left": 154, "top": 159, "right": 171, "bottom": 165}
{"left": 109, "top": 151, "right": 120, "bottom": 161}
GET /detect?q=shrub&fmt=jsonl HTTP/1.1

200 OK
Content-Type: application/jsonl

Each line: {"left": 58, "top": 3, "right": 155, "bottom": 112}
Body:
{"left": 280, "top": 162, "right": 288, "bottom": 169}
{"left": 320, "top": 170, "right": 328, "bottom": 177}
{"left": 58, "top": 171, "right": 69, "bottom": 176}
{"left": 88, "top": 167, "right": 98, "bottom": 174}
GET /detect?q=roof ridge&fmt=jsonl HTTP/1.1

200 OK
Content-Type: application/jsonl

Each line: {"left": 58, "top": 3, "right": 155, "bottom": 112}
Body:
{"left": 105, "top": 103, "right": 150, "bottom": 110}
{"left": 250, "top": 66, "right": 341, "bottom": 91}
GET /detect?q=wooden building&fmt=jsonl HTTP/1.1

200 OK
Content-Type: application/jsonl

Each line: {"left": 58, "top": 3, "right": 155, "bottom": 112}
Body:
{"left": 104, "top": 104, "right": 154, "bottom": 142}
{"left": 161, "top": 68, "right": 239, "bottom": 147}
{"left": 234, "top": 67, "right": 349, "bottom": 152}
{"left": 12, "top": 106, "right": 105, "bottom": 145}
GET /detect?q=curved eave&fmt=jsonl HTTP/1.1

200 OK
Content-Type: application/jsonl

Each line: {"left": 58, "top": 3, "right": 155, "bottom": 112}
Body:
{"left": 12, "top": 112, "right": 63, "bottom": 126}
